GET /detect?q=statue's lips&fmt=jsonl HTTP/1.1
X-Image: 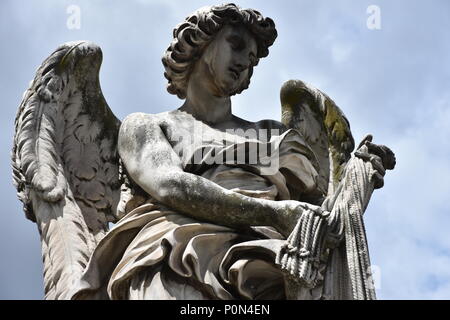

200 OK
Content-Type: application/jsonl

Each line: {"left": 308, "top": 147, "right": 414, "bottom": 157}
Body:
{"left": 228, "top": 68, "right": 240, "bottom": 80}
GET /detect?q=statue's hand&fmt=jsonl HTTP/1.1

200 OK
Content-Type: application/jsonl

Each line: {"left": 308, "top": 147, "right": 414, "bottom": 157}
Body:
{"left": 276, "top": 200, "right": 327, "bottom": 238}
{"left": 355, "top": 134, "right": 396, "bottom": 189}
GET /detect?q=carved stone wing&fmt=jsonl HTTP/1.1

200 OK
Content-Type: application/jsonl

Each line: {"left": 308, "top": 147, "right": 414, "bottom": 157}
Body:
{"left": 279, "top": 80, "right": 379, "bottom": 300}
{"left": 12, "top": 41, "right": 121, "bottom": 299}
{"left": 280, "top": 79, "right": 355, "bottom": 197}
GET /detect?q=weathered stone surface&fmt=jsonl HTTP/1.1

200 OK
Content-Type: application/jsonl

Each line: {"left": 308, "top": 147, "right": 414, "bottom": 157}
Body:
{"left": 12, "top": 3, "right": 395, "bottom": 300}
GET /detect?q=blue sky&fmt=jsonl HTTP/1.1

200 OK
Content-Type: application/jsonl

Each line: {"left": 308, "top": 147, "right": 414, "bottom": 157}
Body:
{"left": 1, "top": 0, "right": 449, "bottom": 299}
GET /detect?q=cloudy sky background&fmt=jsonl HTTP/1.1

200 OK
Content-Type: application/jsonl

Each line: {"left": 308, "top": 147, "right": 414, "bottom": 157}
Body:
{"left": 0, "top": 0, "right": 449, "bottom": 299}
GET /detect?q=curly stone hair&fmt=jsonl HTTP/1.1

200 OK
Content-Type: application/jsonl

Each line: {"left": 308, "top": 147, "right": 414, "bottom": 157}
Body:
{"left": 162, "top": 3, "right": 277, "bottom": 99}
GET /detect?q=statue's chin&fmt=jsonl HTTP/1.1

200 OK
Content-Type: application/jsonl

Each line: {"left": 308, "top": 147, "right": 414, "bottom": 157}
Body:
{"left": 213, "top": 81, "right": 236, "bottom": 98}
{"left": 224, "top": 79, "right": 244, "bottom": 96}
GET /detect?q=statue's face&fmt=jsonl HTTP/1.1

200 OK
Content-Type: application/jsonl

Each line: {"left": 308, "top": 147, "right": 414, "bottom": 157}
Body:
{"left": 200, "top": 24, "right": 258, "bottom": 96}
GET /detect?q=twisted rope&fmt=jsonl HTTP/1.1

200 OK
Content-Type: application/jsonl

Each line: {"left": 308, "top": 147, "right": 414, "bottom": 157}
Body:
{"left": 276, "top": 156, "right": 377, "bottom": 299}
{"left": 275, "top": 208, "right": 330, "bottom": 289}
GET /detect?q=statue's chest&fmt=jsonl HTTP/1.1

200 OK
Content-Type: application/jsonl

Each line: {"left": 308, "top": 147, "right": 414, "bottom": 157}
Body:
{"left": 163, "top": 120, "right": 260, "bottom": 158}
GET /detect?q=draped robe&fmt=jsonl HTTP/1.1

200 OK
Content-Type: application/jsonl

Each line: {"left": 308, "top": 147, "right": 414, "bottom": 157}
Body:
{"left": 71, "top": 128, "right": 329, "bottom": 300}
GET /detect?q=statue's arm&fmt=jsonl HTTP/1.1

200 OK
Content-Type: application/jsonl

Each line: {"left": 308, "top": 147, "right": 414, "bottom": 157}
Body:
{"left": 118, "top": 113, "right": 313, "bottom": 237}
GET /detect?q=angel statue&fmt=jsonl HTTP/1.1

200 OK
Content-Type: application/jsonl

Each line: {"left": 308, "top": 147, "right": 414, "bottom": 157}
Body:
{"left": 12, "top": 3, "right": 395, "bottom": 300}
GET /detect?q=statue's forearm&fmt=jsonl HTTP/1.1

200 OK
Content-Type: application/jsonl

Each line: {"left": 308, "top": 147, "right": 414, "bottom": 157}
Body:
{"left": 118, "top": 114, "right": 309, "bottom": 237}
{"left": 136, "top": 169, "right": 292, "bottom": 235}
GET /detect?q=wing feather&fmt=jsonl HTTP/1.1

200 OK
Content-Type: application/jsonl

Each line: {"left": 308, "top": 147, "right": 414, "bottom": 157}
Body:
{"left": 12, "top": 41, "right": 121, "bottom": 299}
{"left": 280, "top": 79, "right": 354, "bottom": 196}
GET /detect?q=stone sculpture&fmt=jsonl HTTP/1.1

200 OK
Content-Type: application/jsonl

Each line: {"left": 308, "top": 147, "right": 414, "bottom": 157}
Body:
{"left": 12, "top": 4, "right": 395, "bottom": 300}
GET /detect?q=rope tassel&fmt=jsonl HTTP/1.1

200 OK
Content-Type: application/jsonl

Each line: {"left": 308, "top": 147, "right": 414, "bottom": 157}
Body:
{"left": 275, "top": 208, "right": 330, "bottom": 289}
{"left": 276, "top": 156, "right": 378, "bottom": 300}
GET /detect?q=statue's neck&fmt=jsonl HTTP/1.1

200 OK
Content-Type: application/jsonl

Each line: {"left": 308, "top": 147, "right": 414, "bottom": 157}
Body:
{"left": 180, "top": 96, "right": 231, "bottom": 125}
{"left": 179, "top": 63, "right": 232, "bottom": 125}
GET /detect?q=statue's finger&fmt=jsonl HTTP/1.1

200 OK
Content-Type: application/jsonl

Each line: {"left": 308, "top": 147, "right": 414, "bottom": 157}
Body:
{"left": 366, "top": 141, "right": 387, "bottom": 157}
{"left": 357, "top": 134, "right": 373, "bottom": 150}
{"left": 372, "top": 171, "right": 385, "bottom": 189}
{"left": 367, "top": 142, "right": 396, "bottom": 170}
{"left": 370, "top": 155, "right": 386, "bottom": 176}
{"left": 355, "top": 149, "right": 370, "bottom": 161}
{"left": 382, "top": 146, "right": 396, "bottom": 170}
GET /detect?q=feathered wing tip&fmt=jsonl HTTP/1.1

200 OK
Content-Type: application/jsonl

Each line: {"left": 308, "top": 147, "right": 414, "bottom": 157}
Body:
{"left": 279, "top": 80, "right": 379, "bottom": 300}
{"left": 280, "top": 79, "right": 354, "bottom": 195}
{"left": 12, "top": 44, "right": 71, "bottom": 221}
{"left": 12, "top": 41, "right": 122, "bottom": 299}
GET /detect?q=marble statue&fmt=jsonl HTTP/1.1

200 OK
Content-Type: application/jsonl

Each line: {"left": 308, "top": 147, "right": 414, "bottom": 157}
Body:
{"left": 12, "top": 3, "right": 395, "bottom": 300}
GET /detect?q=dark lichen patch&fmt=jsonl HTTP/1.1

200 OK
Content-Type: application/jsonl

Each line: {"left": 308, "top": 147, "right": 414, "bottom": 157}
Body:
{"left": 280, "top": 79, "right": 355, "bottom": 188}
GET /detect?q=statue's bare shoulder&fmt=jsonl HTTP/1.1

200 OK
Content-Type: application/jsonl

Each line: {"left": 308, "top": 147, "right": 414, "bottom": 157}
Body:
{"left": 118, "top": 111, "right": 185, "bottom": 174}
{"left": 119, "top": 112, "right": 159, "bottom": 154}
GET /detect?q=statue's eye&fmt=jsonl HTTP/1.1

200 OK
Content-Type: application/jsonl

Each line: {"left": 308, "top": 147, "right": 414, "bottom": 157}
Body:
{"left": 227, "top": 35, "right": 244, "bottom": 50}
